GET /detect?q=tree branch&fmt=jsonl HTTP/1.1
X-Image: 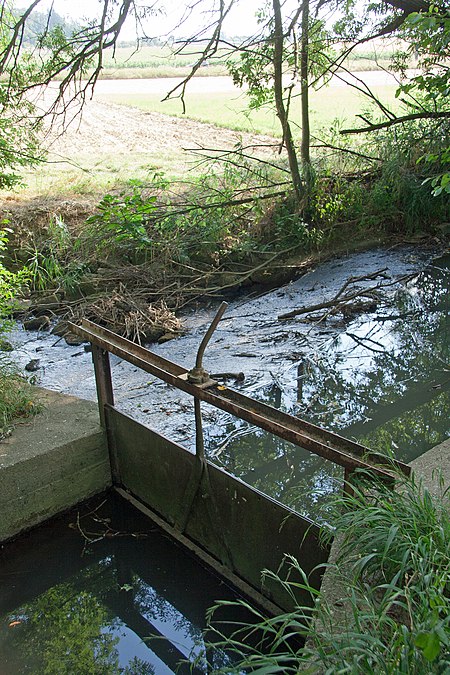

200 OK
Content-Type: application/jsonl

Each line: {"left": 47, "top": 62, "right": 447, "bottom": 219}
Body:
{"left": 341, "top": 110, "right": 450, "bottom": 135}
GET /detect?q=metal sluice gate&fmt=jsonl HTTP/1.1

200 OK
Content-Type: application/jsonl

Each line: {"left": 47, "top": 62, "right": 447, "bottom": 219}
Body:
{"left": 69, "top": 303, "right": 410, "bottom": 615}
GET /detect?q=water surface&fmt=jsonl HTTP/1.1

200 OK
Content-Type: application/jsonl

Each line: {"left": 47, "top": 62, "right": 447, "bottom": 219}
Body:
{"left": 9, "top": 247, "right": 449, "bottom": 519}
{"left": 0, "top": 493, "right": 247, "bottom": 674}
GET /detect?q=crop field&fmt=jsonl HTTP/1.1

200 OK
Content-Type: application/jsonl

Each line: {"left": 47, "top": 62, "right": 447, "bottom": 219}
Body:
{"left": 95, "top": 82, "right": 398, "bottom": 136}
{"left": 10, "top": 69, "right": 401, "bottom": 196}
{"left": 99, "top": 41, "right": 402, "bottom": 79}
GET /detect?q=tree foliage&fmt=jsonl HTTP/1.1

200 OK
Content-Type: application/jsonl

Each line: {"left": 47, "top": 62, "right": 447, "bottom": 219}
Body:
{"left": 0, "top": 0, "right": 448, "bottom": 203}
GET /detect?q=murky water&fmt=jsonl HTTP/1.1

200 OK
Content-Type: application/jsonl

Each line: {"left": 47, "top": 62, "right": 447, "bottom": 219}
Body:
{"left": 3, "top": 246, "right": 448, "bottom": 671}
{"left": 0, "top": 493, "right": 248, "bottom": 674}
{"left": 8, "top": 246, "right": 449, "bottom": 519}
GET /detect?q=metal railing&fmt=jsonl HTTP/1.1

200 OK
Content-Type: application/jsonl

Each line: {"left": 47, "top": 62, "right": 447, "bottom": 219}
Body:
{"left": 69, "top": 304, "right": 411, "bottom": 489}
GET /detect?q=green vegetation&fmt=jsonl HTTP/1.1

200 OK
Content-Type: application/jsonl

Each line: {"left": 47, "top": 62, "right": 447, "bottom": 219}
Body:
{"left": 95, "top": 84, "right": 399, "bottom": 136}
{"left": 203, "top": 472, "right": 450, "bottom": 673}
{"left": 0, "top": 228, "right": 39, "bottom": 437}
{"left": 96, "top": 42, "right": 402, "bottom": 80}
{"left": 0, "top": 228, "right": 27, "bottom": 323}
{"left": 0, "top": 364, "right": 39, "bottom": 439}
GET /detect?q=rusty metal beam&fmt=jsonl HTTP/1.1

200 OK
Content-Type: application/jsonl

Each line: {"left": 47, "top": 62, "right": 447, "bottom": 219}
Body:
{"left": 91, "top": 345, "right": 114, "bottom": 428}
{"left": 68, "top": 319, "right": 411, "bottom": 481}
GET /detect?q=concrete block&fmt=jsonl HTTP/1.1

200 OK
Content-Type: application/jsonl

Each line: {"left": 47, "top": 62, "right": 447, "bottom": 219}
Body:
{"left": 0, "top": 388, "right": 111, "bottom": 542}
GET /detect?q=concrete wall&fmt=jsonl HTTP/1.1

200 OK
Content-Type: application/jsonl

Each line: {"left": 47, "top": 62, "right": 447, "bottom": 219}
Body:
{"left": 0, "top": 388, "right": 110, "bottom": 542}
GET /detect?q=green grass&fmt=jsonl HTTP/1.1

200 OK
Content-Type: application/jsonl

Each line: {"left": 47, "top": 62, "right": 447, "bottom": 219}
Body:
{"left": 201, "top": 472, "right": 450, "bottom": 673}
{"left": 96, "top": 84, "right": 399, "bottom": 136}
{"left": 18, "top": 152, "right": 182, "bottom": 197}
{"left": 0, "top": 363, "right": 40, "bottom": 439}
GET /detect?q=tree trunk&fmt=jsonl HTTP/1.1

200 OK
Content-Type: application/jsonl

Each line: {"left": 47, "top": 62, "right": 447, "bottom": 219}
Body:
{"left": 272, "top": 0, "right": 303, "bottom": 205}
{"left": 300, "top": 0, "right": 312, "bottom": 196}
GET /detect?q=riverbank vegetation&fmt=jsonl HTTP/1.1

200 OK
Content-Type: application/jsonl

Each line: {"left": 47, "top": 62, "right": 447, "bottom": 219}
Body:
{"left": 204, "top": 471, "right": 450, "bottom": 673}
{"left": 0, "top": 229, "right": 39, "bottom": 438}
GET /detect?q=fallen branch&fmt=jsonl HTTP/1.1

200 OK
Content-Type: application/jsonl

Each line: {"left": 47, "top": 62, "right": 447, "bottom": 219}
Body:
{"left": 278, "top": 269, "right": 389, "bottom": 320}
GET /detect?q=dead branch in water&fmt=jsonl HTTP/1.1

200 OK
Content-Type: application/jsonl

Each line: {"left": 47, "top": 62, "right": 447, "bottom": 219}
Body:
{"left": 278, "top": 266, "right": 428, "bottom": 322}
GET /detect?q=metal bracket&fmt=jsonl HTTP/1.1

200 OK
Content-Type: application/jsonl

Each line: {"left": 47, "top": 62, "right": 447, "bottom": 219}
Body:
{"left": 178, "top": 372, "right": 217, "bottom": 389}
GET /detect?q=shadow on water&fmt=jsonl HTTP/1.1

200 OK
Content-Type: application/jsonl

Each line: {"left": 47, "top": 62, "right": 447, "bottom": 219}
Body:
{"left": 0, "top": 493, "right": 252, "bottom": 674}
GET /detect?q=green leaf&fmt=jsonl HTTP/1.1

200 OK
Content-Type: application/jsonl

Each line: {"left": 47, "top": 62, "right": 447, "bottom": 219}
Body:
{"left": 415, "top": 631, "right": 441, "bottom": 662}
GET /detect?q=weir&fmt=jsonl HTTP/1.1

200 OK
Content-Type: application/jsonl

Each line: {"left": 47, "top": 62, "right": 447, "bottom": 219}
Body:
{"left": 67, "top": 303, "right": 411, "bottom": 614}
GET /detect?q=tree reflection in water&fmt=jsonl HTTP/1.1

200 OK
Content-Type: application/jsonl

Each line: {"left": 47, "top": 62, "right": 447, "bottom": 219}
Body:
{"left": 204, "top": 256, "right": 449, "bottom": 520}
{"left": 0, "top": 496, "right": 242, "bottom": 674}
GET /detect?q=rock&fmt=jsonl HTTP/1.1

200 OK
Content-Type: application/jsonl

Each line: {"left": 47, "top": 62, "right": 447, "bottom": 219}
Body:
{"left": 51, "top": 320, "right": 70, "bottom": 337}
{"left": 25, "top": 359, "right": 40, "bottom": 372}
{"left": 251, "top": 266, "right": 293, "bottom": 286}
{"left": 29, "top": 293, "right": 63, "bottom": 316}
{"left": 23, "top": 315, "right": 51, "bottom": 331}
{"left": 10, "top": 299, "right": 32, "bottom": 319}
{"left": 32, "top": 304, "right": 60, "bottom": 316}
{"left": 35, "top": 293, "right": 60, "bottom": 305}
{"left": 215, "top": 272, "right": 241, "bottom": 289}
{"left": 436, "top": 222, "right": 450, "bottom": 235}
{"left": 64, "top": 333, "right": 83, "bottom": 347}
{"left": 158, "top": 332, "right": 178, "bottom": 344}
{"left": 52, "top": 322, "right": 84, "bottom": 346}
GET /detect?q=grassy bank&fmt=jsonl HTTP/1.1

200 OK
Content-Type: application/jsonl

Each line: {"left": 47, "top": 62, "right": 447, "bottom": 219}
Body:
{"left": 0, "top": 364, "right": 40, "bottom": 439}
{"left": 203, "top": 472, "right": 450, "bottom": 673}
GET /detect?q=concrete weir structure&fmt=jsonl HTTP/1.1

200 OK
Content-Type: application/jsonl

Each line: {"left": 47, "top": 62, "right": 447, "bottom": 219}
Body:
{"left": 1, "top": 380, "right": 447, "bottom": 615}
{"left": 0, "top": 383, "right": 328, "bottom": 615}
{"left": 0, "top": 388, "right": 110, "bottom": 542}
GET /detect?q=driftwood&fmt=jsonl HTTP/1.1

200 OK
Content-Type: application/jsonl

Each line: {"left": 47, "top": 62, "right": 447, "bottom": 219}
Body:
{"left": 81, "top": 287, "right": 182, "bottom": 344}
{"left": 278, "top": 269, "right": 390, "bottom": 321}
{"left": 24, "top": 244, "right": 304, "bottom": 344}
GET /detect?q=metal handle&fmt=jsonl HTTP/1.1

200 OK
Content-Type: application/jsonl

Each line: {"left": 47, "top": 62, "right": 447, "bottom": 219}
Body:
{"left": 195, "top": 301, "right": 228, "bottom": 370}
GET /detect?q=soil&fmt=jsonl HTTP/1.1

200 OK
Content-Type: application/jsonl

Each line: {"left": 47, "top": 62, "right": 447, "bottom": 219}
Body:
{"left": 42, "top": 96, "right": 279, "bottom": 171}
{"left": 1, "top": 92, "right": 280, "bottom": 244}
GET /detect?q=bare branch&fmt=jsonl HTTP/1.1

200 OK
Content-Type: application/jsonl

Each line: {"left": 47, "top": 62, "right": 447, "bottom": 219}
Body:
{"left": 341, "top": 110, "right": 450, "bottom": 135}
{"left": 162, "top": 0, "right": 235, "bottom": 112}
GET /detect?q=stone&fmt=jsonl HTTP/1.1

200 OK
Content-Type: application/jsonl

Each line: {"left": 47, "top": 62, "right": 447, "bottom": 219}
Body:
{"left": 158, "top": 332, "right": 178, "bottom": 344}
{"left": 64, "top": 333, "right": 83, "bottom": 347}
{"left": 51, "top": 320, "right": 69, "bottom": 337}
{"left": 23, "top": 315, "right": 51, "bottom": 331}
{"left": 25, "top": 359, "right": 40, "bottom": 372}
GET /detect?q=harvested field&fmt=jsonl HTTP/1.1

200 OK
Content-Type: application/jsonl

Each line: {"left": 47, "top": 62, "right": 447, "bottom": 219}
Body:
{"left": 37, "top": 95, "right": 281, "bottom": 185}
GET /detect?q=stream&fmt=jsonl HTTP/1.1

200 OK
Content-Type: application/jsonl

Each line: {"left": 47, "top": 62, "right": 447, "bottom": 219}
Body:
{"left": 8, "top": 245, "right": 450, "bottom": 520}
{"left": 2, "top": 244, "right": 448, "bottom": 673}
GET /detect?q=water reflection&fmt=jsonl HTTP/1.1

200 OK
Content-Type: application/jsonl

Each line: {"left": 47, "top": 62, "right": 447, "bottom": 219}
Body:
{"left": 0, "top": 495, "right": 243, "bottom": 674}
{"left": 204, "top": 255, "right": 449, "bottom": 518}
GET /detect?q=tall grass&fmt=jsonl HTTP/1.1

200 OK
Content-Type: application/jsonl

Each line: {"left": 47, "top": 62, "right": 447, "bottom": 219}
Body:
{"left": 201, "top": 472, "right": 450, "bottom": 673}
